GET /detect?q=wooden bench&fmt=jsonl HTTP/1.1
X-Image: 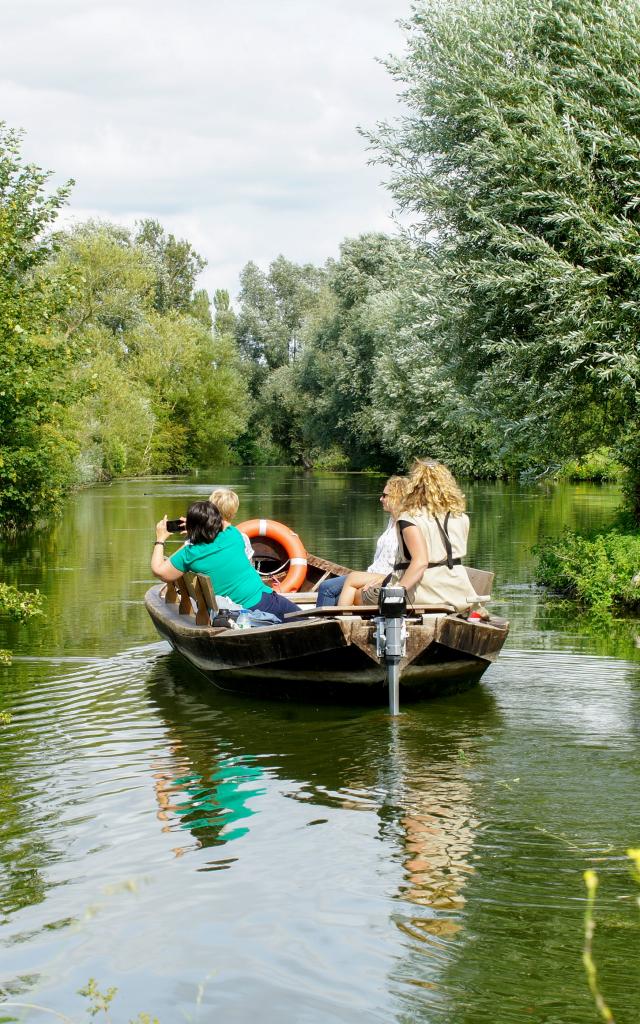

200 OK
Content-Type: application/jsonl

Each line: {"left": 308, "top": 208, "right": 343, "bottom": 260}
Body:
{"left": 165, "top": 573, "right": 219, "bottom": 626}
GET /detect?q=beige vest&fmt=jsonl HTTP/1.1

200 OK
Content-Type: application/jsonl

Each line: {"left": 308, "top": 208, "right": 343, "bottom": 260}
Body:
{"left": 396, "top": 512, "right": 477, "bottom": 611}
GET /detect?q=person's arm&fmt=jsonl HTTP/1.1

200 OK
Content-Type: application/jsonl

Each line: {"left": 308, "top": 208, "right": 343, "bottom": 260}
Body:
{"left": 151, "top": 516, "right": 184, "bottom": 582}
{"left": 396, "top": 523, "right": 429, "bottom": 592}
{"left": 242, "top": 532, "right": 254, "bottom": 563}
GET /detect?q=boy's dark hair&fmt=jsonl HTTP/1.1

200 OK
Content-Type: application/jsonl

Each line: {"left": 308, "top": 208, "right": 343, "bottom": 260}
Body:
{"left": 185, "top": 500, "right": 223, "bottom": 545}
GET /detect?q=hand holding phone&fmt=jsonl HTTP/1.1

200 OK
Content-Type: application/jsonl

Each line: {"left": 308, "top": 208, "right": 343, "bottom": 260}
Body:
{"left": 166, "top": 517, "right": 185, "bottom": 533}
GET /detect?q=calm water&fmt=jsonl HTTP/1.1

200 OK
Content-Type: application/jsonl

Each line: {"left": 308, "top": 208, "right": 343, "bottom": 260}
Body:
{"left": 0, "top": 469, "right": 639, "bottom": 1023}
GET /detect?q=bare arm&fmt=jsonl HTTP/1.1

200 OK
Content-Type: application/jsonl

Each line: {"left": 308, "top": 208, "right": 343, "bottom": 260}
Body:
{"left": 396, "top": 523, "right": 428, "bottom": 592}
{"left": 151, "top": 516, "right": 184, "bottom": 582}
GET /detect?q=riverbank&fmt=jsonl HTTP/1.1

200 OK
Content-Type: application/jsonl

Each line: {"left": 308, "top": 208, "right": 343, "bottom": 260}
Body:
{"left": 535, "top": 527, "right": 640, "bottom": 612}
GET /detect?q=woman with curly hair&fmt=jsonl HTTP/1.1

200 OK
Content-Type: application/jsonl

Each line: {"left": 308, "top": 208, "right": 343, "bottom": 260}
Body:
{"left": 151, "top": 500, "right": 298, "bottom": 622}
{"left": 391, "top": 459, "right": 477, "bottom": 612}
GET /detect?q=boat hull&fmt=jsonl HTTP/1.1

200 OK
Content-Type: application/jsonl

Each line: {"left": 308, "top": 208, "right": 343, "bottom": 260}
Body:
{"left": 145, "top": 584, "right": 508, "bottom": 703}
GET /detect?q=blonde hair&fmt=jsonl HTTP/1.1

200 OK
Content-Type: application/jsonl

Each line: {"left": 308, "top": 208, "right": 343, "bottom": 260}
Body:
{"left": 384, "top": 475, "right": 409, "bottom": 517}
{"left": 400, "top": 459, "right": 466, "bottom": 517}
{"left": 208, "top": 487, "right": 240, "bottom": 521}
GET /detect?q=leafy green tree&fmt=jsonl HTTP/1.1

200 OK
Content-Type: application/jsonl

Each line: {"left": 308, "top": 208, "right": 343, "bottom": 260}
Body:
{"left": 191, "top": 288, "right": 213, "bottom": 331}
{"left": 52, "top": 221, "right": 156, "bottom": 338}
{"left": 296, "top": 234, "right": 410, "bottom": 469}
{"left": 232, "top": 257, "right": 326, "bottom": 462}
{"left": 0, "top": 123, "right": 76, "bottom": 530}
{"left": 368, "top": 0, "right": 640, "bottom": 513}
{"left": 125, "top": 312, "right": 248, "bottom": 470}
{"left": 213, "top": 289, "right": 237, "bottom": 338}
{"left": 51, "top": 222, "right": 247, "bottom": 479}
{"left": 368, "top": 269, "right": 508, "bottom": 477}
{"left": 236, "top": 256, "right": 326, "bottom": 370}
{"left": 63, "top": 339, "right": 157, "bottom": 481}
{"left": 134, "top": 218, "right": 209, "bottom": 321}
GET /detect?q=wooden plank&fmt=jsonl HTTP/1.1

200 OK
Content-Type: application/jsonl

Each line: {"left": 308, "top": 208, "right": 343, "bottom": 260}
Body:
{"left": 195, "top": 573, "right": 219, "bottom": 614}
{"left": 284, "top": 603, "right": 455, "bottom": 620}
{"left": 183, "top": 572, "right": 209, "bottom": 626}
{"left": 174, "top": 576, "right": 193, "bottom": 616}
{"left": 306, "top": 553, "right": 352, "bottom": 576}
{"left": 309, "top": 570, "right": 331, "bottom": 593}
{"left": 164, "top": 580, "right": 179, "bottom": 605}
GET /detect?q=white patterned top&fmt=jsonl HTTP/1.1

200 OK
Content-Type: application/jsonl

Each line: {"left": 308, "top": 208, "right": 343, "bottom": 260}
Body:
{"left": 367, "top": 518, "right": 398, "bottom": 574}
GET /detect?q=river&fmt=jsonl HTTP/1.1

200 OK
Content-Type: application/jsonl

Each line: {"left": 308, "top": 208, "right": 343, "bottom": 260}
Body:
{"left": 0, "top": 469, "right": 638, "bottom": 1023}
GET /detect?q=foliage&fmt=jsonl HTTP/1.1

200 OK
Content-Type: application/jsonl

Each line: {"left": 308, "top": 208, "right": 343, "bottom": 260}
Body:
{"left": 368, "top": 0, "right": 640, "bottom": 512}
{"left": 77, "top": 978, "right": 117, "bottom": 1020}
{"left": 52, "top": 222, "right": 156, "bottom": 337}
{"left": 236, "top": 256, "right": 326, "bottom": 370}
{"left": 213, "top": 289, "right": 236, "bottom": 337}
{"left": 366, "top": 258, "right": 510, "bottom": 477}
{"left": 0, "top": 122, "right": 77, "bottom": 529}
{"left": 0, "top": 582, "right": 43, "bottom": 624}
{"left": 0, "top": 580, "right": 43, "bottom": 671}
{"left": 134, "top": 218, "right": 209, "bottom": 325}
{"left": 48, "top": 223, "right": 247, "bottom": 481}
{"left": 126, "top": 312, "right": 248, "bottom": 470}
{"left": 232, "top": 255, "right": 327, "bottom": 462}
{"left": 0, "top": 978, "right": 159, "bottom": 1023}
{"left": 293, "top": 234, "right": 410, "bottom": 469}
{"left": 557, "top": 448, "right": 623, "bottom": 483}
{"left": 535, "top": 528, "right": 640, "bottom": 611}
{"left": 312, "top": 446, "right": 350, "bottom": 471}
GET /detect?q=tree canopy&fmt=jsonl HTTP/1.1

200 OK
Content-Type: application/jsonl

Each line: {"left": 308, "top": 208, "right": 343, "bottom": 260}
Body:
{"left": 367, "top": 0, "right": 640, "bottom": 507}
{"left": 0, "top": 133, "right": 247, "bottom": 529}
{"left": 0, "top": 122, "right": 76, "bottom": 529}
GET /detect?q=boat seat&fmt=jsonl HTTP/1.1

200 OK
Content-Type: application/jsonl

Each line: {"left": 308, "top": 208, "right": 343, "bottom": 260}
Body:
{"left": 465, "top": 567, "right": 494, "bottom": 597}
{"left": 287, "top": 591, "right": 318, "bottom": 604}
{"left": 165, "top": 577, "right": 193, "bottom": 617}
{"left": 183, "top": 572, "right": 219, "bottom": 626}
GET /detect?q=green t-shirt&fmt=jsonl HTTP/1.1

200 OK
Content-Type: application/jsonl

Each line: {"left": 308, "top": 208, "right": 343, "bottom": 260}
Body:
{"left": 169, "top": 525, "right": 270, "bottom": 608}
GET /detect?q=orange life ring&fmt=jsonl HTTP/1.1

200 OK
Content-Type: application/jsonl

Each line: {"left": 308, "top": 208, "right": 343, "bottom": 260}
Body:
{"left": 234, "top": 520, "right": 307, "bottom": 593}
{"left": 236, "top": 519, "right": 308, "bottom": 593}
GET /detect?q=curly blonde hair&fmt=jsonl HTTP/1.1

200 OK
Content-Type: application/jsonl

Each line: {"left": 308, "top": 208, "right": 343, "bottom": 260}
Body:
{"left": 384, "top": 475, "right": 410, "bottom": 517}
{"left": 399, "top": 459, "right": 466, "bottom": 517}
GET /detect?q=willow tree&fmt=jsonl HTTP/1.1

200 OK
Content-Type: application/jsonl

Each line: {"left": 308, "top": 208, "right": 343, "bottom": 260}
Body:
{"left": 369, "top": 0, "right": 640, "bottom": 514}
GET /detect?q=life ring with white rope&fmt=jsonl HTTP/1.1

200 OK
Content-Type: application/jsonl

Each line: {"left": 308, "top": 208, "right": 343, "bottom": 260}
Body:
{"left": 236, "top": 518, "right": 308, "bottom": 593}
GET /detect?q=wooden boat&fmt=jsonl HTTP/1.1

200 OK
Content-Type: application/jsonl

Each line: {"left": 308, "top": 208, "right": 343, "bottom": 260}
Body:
{"left": 144, "top": 528, "right": 509, "bottom": 707}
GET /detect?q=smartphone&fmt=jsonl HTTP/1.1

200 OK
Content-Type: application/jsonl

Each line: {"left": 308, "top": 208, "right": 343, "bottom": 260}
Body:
{"left": 166, "top": 518, "right": 184, "bottom": 533}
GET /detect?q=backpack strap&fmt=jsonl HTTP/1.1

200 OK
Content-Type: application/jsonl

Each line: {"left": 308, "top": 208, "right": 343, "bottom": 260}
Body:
{"left": 432, "top": 512, "right": 455, "bottom": 570}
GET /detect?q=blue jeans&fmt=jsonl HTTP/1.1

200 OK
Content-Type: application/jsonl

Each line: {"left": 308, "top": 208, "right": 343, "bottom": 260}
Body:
{"left": 250, "top": 589, "right": 300, "bottom": 622}
{"left": 315, "top": 575, "right": 346, "bottom": 607}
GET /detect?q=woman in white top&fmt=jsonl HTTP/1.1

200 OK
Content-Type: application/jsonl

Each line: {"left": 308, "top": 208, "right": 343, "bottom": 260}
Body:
{"left": 394, "top": 459, "right": 476, "bottom": 612}
{"left": 336, "top": 476, "right": 409, "bottom": 607}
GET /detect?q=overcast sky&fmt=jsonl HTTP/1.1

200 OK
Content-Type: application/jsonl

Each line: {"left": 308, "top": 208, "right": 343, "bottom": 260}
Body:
{"left": 0, "top": 0, "right": 411, "bottom": 299}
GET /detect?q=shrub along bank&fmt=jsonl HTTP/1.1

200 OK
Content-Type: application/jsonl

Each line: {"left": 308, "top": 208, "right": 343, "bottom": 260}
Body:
{"left": 535, "top": 530, "right": 640, "bottom": 614}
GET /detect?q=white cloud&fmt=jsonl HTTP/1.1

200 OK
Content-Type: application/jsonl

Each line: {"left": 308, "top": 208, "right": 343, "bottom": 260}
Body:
{"left": 0, "top": 0, "right": 410, "bottom": 297}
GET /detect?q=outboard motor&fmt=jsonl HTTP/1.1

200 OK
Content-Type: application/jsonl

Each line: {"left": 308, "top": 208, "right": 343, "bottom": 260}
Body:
{"left": 375, "top": 585, "right": 408, "bottom": 715}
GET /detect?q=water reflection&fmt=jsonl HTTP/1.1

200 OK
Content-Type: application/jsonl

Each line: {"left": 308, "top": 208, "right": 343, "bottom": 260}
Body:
{"left": 147, "top": 656, "right": 501, "bottom": 992}
{"left": 153, "top": 749, "right": 265, "bottom": 856}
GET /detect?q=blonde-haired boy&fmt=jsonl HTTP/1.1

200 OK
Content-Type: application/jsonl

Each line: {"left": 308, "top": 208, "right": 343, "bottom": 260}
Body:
{"left": 208, "top": 487, "right": 253, "bottom": 562}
